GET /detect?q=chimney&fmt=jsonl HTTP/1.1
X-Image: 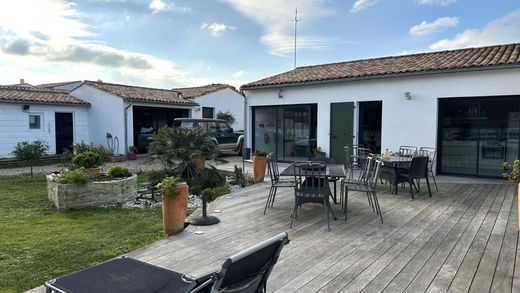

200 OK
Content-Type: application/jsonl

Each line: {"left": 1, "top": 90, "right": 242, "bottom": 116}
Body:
{"left": 20, "top": 79, "right": 24, "bottom": 84}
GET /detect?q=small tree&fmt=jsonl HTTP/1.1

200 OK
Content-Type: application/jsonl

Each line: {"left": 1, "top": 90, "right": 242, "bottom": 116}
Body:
{"left": 216, "top": 111, "right": 236, "bottom": 126}
{"left": 11, "top": 140, "right": 49, "bottom": 177}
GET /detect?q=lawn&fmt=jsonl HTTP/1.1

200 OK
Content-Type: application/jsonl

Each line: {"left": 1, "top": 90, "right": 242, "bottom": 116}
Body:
{"left": 0, "top": 175, "right": 165, "bottom": 293}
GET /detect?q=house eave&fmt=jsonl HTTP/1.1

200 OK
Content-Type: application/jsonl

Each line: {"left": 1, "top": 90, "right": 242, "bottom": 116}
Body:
{"left": 0, "top": 100, "right": 91, "bottom": 107}
{"left": 241, "top": 64, "right": 520, "bottom": 91}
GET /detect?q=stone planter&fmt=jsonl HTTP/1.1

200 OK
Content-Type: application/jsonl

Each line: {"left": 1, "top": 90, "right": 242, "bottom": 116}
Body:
{"left": 47, "top": 174, "right": 137, "bottom": 210}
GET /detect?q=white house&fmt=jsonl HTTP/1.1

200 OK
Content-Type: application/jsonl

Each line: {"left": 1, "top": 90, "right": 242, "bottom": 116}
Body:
{"left": 0, "top": 86, "right": 90, "bottom": 157}
{"left": 241, "top": 43, "right": 520, "bottom": 178}
{"left": 175, "top": 84, "right": 245, "bottom": 131}
{"left": 69, "top": 80, "right": 198, "bottom": 155}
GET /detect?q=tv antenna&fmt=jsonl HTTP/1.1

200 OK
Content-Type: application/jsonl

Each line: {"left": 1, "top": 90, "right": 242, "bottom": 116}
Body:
{"left": 292, "top": 7, "right": 300, "bottom": 69}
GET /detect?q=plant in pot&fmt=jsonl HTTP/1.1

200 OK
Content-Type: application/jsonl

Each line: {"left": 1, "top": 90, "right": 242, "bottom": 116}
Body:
{"left": 156, "top": 176, "right": 189, "bottom": 236}
{"left": 71, "top": 151, "right": 103, "bottom": 177}
{"left": 127, "top": 146, "right": 138, "bottom": 160}
{"left": 253, "top": 148, "right": 268, "bottom": 183}
{"left": 149, "top": 127, "right": 217, "bottom": 179}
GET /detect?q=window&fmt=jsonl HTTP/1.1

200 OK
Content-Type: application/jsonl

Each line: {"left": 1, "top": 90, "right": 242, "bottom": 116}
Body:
{"left": 207, "top": 121, "right": 218, "bottom": 134}
{"left": 218, "top": 121, "right": 231, "bottom": 132}
{"left": 202, "top": 107, "right": 214, "bottom": 118}
{"left": 29, "top": 114, "right": 41, "bottom": 129}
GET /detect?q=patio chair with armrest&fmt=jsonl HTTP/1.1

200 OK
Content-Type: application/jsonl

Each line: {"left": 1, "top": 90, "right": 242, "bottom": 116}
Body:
{"left": 264, "top": 154, "right": 297, "bottom": 214}
{"left": 340, "top": 153, "right": 374, "bottom": 211}
{"left": 346, "top": 145, "right": 371, "bottom": 179}
{"left": 396, "top": 156, "right": 432, "bottom": 199}
{"left": 343, "top": 155, "right": 384, "bottom": 223}
{"left": 291, "top": 161, "right": 336, "bottom": 231}
{"left": 419, "top": 146, "right": 438, "bottom": 191}
{"left": 398, "top": 145, "right": 417, "bottom": 157}
{"left": 310, "top": 156, "right": 339, "bottom": 203}
{"left": 45, "top": 232, "right": 290, "bottom": 293}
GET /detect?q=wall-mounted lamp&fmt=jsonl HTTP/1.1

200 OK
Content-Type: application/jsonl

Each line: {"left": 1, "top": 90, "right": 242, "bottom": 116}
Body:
{"left": 195, "top": 107, "right": 201, "bottom": 112}
{"left": 277, "top": 89, "right": 283, "bottom": 99}
{"left": 404, "top": 92, "right": 412, "bottom": 100}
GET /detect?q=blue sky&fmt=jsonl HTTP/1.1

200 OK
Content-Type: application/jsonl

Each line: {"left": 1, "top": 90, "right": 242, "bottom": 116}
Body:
{"left": 0, "top": 0, "right": 519, "bottom": 89}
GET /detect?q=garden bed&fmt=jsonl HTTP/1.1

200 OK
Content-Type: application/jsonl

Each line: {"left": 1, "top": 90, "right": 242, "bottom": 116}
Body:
{"left": 47, "top": 174, "right": 137, "bottom": 210}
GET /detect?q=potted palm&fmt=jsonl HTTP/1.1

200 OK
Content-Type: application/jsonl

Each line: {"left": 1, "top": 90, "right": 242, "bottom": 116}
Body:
{"left": 156, "top": 176, "right": 189, "bottom": 236}
{"left": 253, "top": 148, "right": 268, "bottom": 183}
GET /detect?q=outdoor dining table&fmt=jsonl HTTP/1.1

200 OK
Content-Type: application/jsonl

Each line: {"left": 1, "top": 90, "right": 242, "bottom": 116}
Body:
{"left": 280, "top": 163, "right": 346, "bottom": 204}
{"left": 381, "top": 155, "right": 413, "bottom": 194}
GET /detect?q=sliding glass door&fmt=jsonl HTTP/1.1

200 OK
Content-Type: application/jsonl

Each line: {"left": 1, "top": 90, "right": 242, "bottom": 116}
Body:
{"left": 438, "top": 96, "right": 520, "bottom": 177}
{"left": 253, "top": 105, "right": 317, "bottom": 161}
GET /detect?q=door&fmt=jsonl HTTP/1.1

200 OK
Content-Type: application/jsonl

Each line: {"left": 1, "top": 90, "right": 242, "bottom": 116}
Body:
{"left": 55, "top": 113, "right": 74, "bottom": 154}
{"left": 358, "top": 101, "right": 382, "bottom": 154}
{"left": 330, "top": 102, "right": 354, "bottom": 164}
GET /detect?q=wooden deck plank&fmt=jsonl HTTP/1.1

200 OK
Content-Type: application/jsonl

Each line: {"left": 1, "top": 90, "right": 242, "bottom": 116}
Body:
{"left": 405, "top": 184, "right": 506, "bottom": 293}
{"left": 446, "top": 182, "right": 508, "bottom": 292}
{"left": 118, "top": 181, "right": 517, "bottom": 293}
{"left": 273, "top": 184, "right": 464, "bottom": 293}
{"left": 469, "top": 184, "right": 514, "bottom": 292}
{"left": 299, "top": 185, "right": 475, "bottom": 293}
{"left": 491, "top": 185, "right": 518, "bottom": 293}
{"left": 342, "top": 184, "right": 488, "bottom": 293}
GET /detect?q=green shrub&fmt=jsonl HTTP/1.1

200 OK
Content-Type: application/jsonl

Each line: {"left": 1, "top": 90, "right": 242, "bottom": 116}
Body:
{"left": 71, "top": 151, "right": 103, "bottom": 169}
{"left": 156, "top": 176, "right": 180, "bottom": 198}
{"left": 73, "top": 142, "right": 111, "bottom": 163}
{"left": 53, "top": 168, "right": 90, "bottom": 184}
{"left": 190, "top": 185, "right": 202, "bottom": 196}
{"left": 253, "top": 148, "right": 268, "bottom": 157}
{"left": 11, "top": 139, "right": 49, "bottom": 178}
{"left": 142, "top": 169, "right": 176, "bottom": 185}
{"left": 230, "top": 165, "right": 248, "bottom": 187}
{"left": 107, "top": 166, "right": 132, "bottom": 178}
{"left": 189, "top": 166, "right": 225, "bottom": 189}
{"left": 201, "top": 186, "right": 230, "bottom": 202}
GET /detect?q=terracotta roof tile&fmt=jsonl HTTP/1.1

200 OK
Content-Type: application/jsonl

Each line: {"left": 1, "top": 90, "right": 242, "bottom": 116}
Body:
{"left": 242, "top": 43, "right": 520, "bottom": 89}
{"left": 172, "top": 84, "right": 243, "bottom": 98}
{"left": 0, "top": 86, "right": 89, "bottom": 106}
{"left": 84, "top": 81, "right": 196, "bottom": 105}
{"left": 36, "top": 80, "right": 82, "bottom": 89}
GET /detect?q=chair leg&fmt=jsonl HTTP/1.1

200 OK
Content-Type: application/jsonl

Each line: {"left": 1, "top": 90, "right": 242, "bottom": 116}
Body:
{"left": 409, "top": 179, "right": 415, "bottom": 199}
{"left": 270, "top": 186, "right": 278, "bottom": 207}
{"left": 344, "top": 189, "right": 349, "bottom": 221}
{"left": 426, "top": 176, "right": 432, "bottom": 197}
{"left": 325, "top": 202, "right": 331, "bottom": 231}
{"left": 430, "top": 170, "right": 438, "bottom": 191}
{"left": 366, "top": 191, "right": 375, "bottom": 211}
{"left": 264, "top": 186, "right": 275, "bottom": 215}
{"left": 340, "top": 181, "right": 344, "bottom": 210}
{"left": 372, "top": 191, "right": 383, "bottom": 223}
{"left": 290, "top": 199, "right": 298, "bottom": 228}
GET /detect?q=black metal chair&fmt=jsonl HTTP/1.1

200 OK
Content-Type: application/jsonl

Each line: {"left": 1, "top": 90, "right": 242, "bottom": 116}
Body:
{"left": 346, "top": 145, "right": 371, "bottom": 179}
{"left": 45, "top": 232, "right": 290, "bottom": 293}
{"left": 291, "top": 161, "right": 336, "bottom": 231}
{"left": 264, "top": 154, "right": 297, "bottom": 214}
{"left": 396, "top": 156, "right": 432, "bottom": 199}
{"left": 343, "top": 155, "right": 384, "bottom": 223}
{"left": 310, "top": 156, "right": 339, "bottom": 203}
{"left": 398, "top": 145, "right": 417, "bottom": 157}
{"left": 340, "top": 153, "right": 373, "bottom": 211}
{"left": 419, "top": 147, "right": 438, "bottom": 191}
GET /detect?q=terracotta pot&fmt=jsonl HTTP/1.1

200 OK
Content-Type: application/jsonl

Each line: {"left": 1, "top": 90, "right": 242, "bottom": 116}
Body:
{"left": 85, "top": 167, "right": 100, "bottom": 178}
{"left": 162, "top": 182, "right": 189, "bottom": 236}
{"left": 127, "top": 152, "right": 137, "bottom": 160}
{"left": 194, "top": 157, "right": 205, "bottom": 170}
{"left": 253, "top": 155, "right": 267, "bottom": 183}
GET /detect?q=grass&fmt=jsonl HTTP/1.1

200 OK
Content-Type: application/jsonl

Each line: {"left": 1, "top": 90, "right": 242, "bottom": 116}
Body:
{"left": 0, "top": 175, "right": 165, "bottom": 293}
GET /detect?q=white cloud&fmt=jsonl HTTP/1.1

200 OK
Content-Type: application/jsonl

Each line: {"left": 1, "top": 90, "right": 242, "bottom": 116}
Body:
{"left": 409, "top": 17, "right": 458, "bottom": 36}
{"left": 350, "top": 0, "right": 378, "bottom": 13}
{"left": 416, "top": 0, "right": 457, "bottom": 6}
{"left": 0, "top": 0, "right": 213, "bottom": 87}
{"left": 221, "top": 0, "right": 335, "bottom": 56}
{"left": 232, "top": 70, "right": 244, "bottom": 77}
{"left": 430, "top": 8, "right": 520, "bottom": 50}
{"left": 149, "top": 0, "right": 190, "bottom": 14}
{"left": 200, "top": 22, "right": 236, "bottom": 37}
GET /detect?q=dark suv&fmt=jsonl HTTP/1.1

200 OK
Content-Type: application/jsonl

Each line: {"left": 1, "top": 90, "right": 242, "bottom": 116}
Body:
{"left": 173, "top": 118, "right": 244, "bottom": 155}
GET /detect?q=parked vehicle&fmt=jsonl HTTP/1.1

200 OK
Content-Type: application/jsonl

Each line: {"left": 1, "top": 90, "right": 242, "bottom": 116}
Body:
{"left": 173, "top": 118, "right": 244, "bottom": 155}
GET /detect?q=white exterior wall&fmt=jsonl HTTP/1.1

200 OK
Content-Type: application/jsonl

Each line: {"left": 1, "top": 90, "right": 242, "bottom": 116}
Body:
{"left": 193, "top": 88, "right": 245, "bottom": 130}
{"left": 70, "top": 85, "right": 126, "bottom": 154}
{"left": 0, "top": 102, "right": 89, "bottom": 157}
{"left": 244, "top": 68, "right": 520, "bottom": 157}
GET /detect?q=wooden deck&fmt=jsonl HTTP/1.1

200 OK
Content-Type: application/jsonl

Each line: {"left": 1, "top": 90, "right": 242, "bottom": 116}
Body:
{"left": 127, "top": 181, "right": 520, "bottom": 292}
